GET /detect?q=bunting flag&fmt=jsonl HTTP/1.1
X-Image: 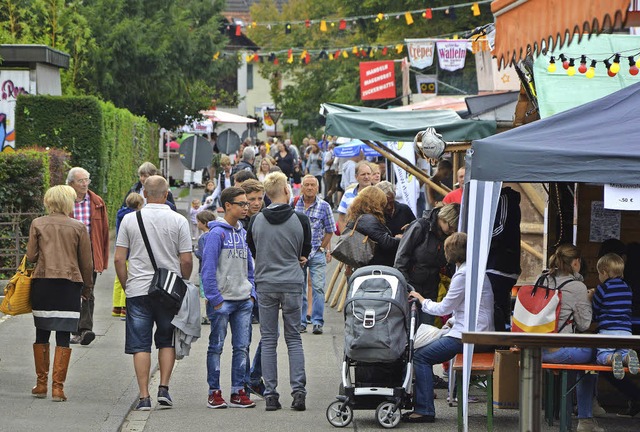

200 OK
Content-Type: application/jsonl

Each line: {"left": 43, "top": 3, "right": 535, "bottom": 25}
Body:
{"left": 237, "top": 1, "right": 488, "bottom": 32}
{"left": 436, "top": 40, "right": 471, "bottom": 71}
{"left": 406, "top": 39, "right": 436, "bottom": 69}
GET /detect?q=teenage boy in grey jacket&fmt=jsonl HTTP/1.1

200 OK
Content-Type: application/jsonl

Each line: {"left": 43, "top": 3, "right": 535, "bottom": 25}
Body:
{"left": 247, "top": 172, "right": 311, "bottom": 412}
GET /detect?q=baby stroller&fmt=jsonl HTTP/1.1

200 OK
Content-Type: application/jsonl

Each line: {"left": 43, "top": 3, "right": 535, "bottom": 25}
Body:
{"left": 326, "top": 266, "right": 418, "bottom": 428}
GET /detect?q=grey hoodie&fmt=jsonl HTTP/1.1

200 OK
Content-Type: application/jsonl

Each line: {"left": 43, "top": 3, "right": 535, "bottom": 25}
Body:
{"left": 247, "top": 203, "right": 312, "bottom": 293}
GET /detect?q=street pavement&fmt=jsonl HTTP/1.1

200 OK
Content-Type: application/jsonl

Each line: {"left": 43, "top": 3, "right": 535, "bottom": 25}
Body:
{"left": 0, "top": 192, "right": 638, "bottom": 431}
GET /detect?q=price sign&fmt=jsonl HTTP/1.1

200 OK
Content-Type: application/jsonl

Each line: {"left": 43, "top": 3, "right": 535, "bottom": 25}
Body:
{"left": 604, "top": 184, "right": 640, "bottom": 210}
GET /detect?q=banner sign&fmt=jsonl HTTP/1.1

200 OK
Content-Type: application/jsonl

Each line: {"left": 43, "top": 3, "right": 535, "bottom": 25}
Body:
{"left": 360, "top": 61, "right": 396, "bottom": 100}
{"left": 389, "top": 141, "right": 418, "bottom": 218}
{"left": 604, "top": 184, "right": 640, "bottom": 211}
{"left": 416, "top": 75, "right": 437, "bottom": 94}
{"left": 406, "top": 39, "right": 436, "bottom": 69}
{"left": 436, "top": 40, "right": 470, "bottom": 72}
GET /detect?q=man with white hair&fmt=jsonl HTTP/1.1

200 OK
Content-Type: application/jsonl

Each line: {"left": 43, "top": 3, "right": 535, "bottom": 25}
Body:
{"left": 66, "top": 167, "right": 109, "bottom": 346}
{"left": 234, "top": 146, "right": 256, "bottom": 175}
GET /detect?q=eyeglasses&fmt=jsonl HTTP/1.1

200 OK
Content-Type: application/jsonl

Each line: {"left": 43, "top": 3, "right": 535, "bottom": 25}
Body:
{"left": 76, "top": 178, "right": 91, "bottom": 185}
{"left": 230, "top": 201, "right": 250, "bottom": 208}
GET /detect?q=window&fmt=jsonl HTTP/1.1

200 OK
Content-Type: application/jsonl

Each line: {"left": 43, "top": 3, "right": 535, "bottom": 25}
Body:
{"left": 247, "top": 64, "right": 254, "bottom": 90}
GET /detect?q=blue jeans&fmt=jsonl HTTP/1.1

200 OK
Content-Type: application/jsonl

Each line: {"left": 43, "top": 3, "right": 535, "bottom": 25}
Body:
{"left": 206, "top": 299, "right": 253, "bottom": 394}
{"left": 125, "top": 295, "right": 175, "bottom": 354}
{"left": 259, "top": 291, "right": 306, "bottom": 397}
{"left": 413, "top": 336, "right": 463, "bottom": 416}
{"left": 542, "top": 347, "right": 596, "bottom": 419}
{"left": 301, "top": 252, "right": 327, "bottom": 326}
{"left": 596, "top": 329, "right": 632, "bottom": 365}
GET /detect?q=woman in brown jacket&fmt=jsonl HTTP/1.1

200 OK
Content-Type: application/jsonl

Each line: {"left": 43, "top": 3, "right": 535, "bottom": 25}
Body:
{"left": 27, "top": 185, "right": 94, "bottom": 402}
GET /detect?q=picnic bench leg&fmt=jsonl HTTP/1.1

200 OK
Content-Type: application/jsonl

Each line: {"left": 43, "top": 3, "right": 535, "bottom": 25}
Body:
{"left": 559, "top": 371, "right": 569, "bottom": 432}
{"left": 457, "top": 372, "right": 463, "bottom": 432}
{"left": 519, "top": 347, "right": 542, "bottom": 432}
{"left": 487, "top": 372, "right": 493, "bottom": 432}
{"left": 544, "top": 370, "right": 555, "bottom": 426}
{"left": 330, "top": 273, "right": 348, "bottom": 308}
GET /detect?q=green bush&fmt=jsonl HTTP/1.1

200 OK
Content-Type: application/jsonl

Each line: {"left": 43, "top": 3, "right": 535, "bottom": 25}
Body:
{"left": 15, "top": 95, "right": 158, "bottom": 222}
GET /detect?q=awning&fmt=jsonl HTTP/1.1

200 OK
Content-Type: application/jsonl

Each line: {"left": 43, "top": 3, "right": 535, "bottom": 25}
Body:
{"left": 322, "top": 104, "right": 496, "bottom": 142}
{"left": 491, "top": 0, "right": 629, "bottom": 67}
{"left": 199, "top": 109, "right": 256, "bottom": 124}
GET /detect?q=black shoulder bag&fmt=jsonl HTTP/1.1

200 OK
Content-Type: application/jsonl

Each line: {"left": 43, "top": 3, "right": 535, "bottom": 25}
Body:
{"left": 136, "top": 211, "right": 187, "bottom": 314}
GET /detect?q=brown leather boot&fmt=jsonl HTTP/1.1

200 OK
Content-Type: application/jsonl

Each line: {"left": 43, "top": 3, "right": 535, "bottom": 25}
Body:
{"left": 32, "top": 343, "right": 50, "bottom": 398}
{"left": 51, "top": 346, "right": 71, "bottom": 402}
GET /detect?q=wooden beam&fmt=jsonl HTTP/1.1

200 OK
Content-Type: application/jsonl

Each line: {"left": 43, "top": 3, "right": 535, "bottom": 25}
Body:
{"left": 362, "top": 140, "right": 450, "bottom": 196}
{"left": 325, "top": 262, "right": 343, "bottom": 302}
{"left": 521, "top": 240, "right": 544, "bottom": 261}
{"left": 520, "top": 183, "right": 546, "bottom": 216}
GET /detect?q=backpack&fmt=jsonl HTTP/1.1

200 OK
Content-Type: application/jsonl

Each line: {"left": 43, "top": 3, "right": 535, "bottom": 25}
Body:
{"left": 511, "top": 273, "right": 573, "bottom": 333}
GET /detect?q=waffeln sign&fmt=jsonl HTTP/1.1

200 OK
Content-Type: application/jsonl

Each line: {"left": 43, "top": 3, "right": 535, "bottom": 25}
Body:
{"left": 360, "top": 61, "right": 396, "bottom": 100}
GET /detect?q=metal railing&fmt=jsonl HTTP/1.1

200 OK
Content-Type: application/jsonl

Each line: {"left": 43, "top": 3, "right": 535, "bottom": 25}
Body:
{"left": 0, "top": 211, "right": 42, "bottom": 277}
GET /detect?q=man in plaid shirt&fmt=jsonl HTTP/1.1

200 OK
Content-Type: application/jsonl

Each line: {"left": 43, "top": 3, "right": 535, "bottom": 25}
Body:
{"left": 294, "top": 175, "right": 335, "bottom": 335}
{"left": 67, "top": 167, "right": 109, "bottom": 345}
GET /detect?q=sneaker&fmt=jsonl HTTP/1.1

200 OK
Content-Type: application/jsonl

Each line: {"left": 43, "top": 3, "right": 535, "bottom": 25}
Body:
{"left": 207, "top": 390, "right": 227, "bottom": 409}
{"left": 120, "top": 308, "right": 126, "bottom": 318}
{"left": 112, "top": 307, "right": 122, "bottom": 317}
{"left": 157, "top": 386, "right": 173, "bottom": 408}
{"left": 299, "top": 325, "right": 307, "bottom": 334}
{"left": 592, "top": 398, "right": 606, "bottom": 417}
{"left": 229, "top": 389, "right": 256, "bottom": 408}
{"left": 265, "top": 395, "right": 282, "bottom": 411}
{"left": 312, "top": 325, "right": 323, "bottom": 335}
{"left": 576, "top": 417, "right": 605, "bottom": 432}
{"left": 201, "top": 317, "right": 210, "bottom": 325}
{"left": 612, "top": 352, "right": 625, "bottom": 379}
{"left": 80, "top": 330, "right": 95, "bottom": 346}
{"left": 617, "top": 400, "right": 640, "bottom": 417}
{"left": 291, "top": 392, "right": 306, "bottom": 411}
{"left": 135, "top": 396, "right": 152, "bottom": 411}
{"left": 247, "top": 381, "right": 266, "bottom": 399}
{"left": 624, "top": 349, "right": 640, "bottom": 375}
{"left": 70, "top": 334, "right": 82, "bottom": 344}
{"left": 432, "top": 374, "right": 448, "bottom": 389}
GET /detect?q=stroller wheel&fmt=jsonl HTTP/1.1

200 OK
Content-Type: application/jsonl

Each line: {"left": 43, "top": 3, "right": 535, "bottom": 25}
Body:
{"left": 375, "top": 401, "right": 401, "bottom": 429}
{"left": 326, "top": 400, "right": 353, "bottom": 427}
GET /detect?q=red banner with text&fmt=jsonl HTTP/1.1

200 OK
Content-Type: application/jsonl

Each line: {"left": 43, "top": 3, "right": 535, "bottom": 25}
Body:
{"left": 359, "top": 61, "right": 396, "bottom": 100}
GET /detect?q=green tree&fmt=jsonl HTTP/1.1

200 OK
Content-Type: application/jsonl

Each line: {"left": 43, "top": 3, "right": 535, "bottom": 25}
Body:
{"left": 78, "top": 0, "right": 239, "bottom": 128}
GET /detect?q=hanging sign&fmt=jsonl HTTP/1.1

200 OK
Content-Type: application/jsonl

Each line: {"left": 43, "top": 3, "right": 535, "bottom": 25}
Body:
{"left": 604, "top": 184, "right": 640, "bottom": 211}
{"left": 416, "top": 75, "right": 437, "bottom": 94}
{"left": 436, "top": 40, "right": 470, "bottom": 72}
{"left": 360, "top": 61, "right": 396, "bottom": 100}
{"left": 406, "top": 39, "right": 436, "bottom": 69}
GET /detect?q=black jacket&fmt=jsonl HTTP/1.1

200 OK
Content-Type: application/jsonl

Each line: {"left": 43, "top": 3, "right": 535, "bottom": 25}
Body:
{"left": 487, "top": 186, "right": 522, "bottom": 275}
{"left": 385, "top": 201, "right": 417, "bottom": 236}
{"left": 393, "top": 208, "right": 449, "bottom": 299}
{"left": 347, "top": 214, "right": 400, "bottom": 267}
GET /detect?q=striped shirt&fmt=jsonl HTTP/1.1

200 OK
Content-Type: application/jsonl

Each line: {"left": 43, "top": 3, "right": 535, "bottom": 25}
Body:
{"left": 73, "top": 193, "right": 91, "bottom": 233}
{"left": 337, "top": 184, "right": 359, "bottom": 215}
{"left": 294, "top": 196, "right": 335, "bottom": 257}
{"left": 592, "top": 277, "right": 632, "bottom": 332}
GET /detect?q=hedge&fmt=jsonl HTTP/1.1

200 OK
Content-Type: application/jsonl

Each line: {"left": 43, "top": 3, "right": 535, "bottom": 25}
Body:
{"left": 15, "top": 95, "right": 158, "bottom": 222}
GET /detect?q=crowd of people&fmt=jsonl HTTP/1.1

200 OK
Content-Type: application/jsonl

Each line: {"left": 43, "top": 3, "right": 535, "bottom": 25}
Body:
{"left": 18, "top": 135, "right": 640, "bottom": 431}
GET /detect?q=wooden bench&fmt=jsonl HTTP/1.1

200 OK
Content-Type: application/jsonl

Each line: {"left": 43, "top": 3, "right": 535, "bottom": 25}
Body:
{"left": 542, "top": 363, "right": 630, "bottom": 432}
{"left": 451, "top": 352, "right": 495, "bottom": 432}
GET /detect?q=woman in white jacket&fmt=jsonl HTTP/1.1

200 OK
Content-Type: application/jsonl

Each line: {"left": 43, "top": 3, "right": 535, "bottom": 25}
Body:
{"left": 403, "top": 232, "right": 494, "bottom": 423}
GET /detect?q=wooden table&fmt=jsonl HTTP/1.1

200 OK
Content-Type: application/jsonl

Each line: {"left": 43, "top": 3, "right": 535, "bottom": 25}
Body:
{"left": 462, "top": 332, "right": 640, "bottom": 432}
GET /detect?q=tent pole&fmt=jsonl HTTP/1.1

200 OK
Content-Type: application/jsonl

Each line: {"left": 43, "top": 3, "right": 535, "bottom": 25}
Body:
{"left": 362, "top": 140, "right": 450, "bottom": 197}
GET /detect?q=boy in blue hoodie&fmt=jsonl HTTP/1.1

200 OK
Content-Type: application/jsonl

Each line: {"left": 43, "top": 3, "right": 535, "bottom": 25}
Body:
{"left": 202, "top": 187, "right": 257, "bottom": 409}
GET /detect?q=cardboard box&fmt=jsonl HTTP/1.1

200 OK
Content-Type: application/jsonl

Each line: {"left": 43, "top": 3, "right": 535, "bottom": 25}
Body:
{"left": 493, "top": 349, "right": 520, "bottom": 409}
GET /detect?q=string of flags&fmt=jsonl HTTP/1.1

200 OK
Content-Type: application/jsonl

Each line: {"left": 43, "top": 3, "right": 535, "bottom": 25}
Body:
{"left": 546, "top": 49, "right": 640, "bottom": 78}
{"left": 234, "top": 0, "right": 489, "bottom": 33}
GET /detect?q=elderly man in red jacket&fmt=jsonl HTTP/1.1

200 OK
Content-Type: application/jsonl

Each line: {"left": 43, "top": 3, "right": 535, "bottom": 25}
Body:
{"left": 67, "top": 167, "right": 109, "bottom": 346}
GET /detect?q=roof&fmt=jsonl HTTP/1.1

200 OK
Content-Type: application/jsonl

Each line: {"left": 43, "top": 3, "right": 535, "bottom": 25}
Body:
{"left": 224, "top": 0, "right": 287, "bottom": 23}
{"left": 491, "top": 0, "right": 629, "bottom": 67}
{"left": 0, "top": 44, "right": 69, "bottom": 69}
{"left": 470, "top": 81, "right": 640, "bottom": 184}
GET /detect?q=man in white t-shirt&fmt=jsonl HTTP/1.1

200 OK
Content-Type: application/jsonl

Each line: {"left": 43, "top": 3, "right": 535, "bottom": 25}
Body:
{"left": 115, "top": 175, "right": 193, "bottom": 411}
